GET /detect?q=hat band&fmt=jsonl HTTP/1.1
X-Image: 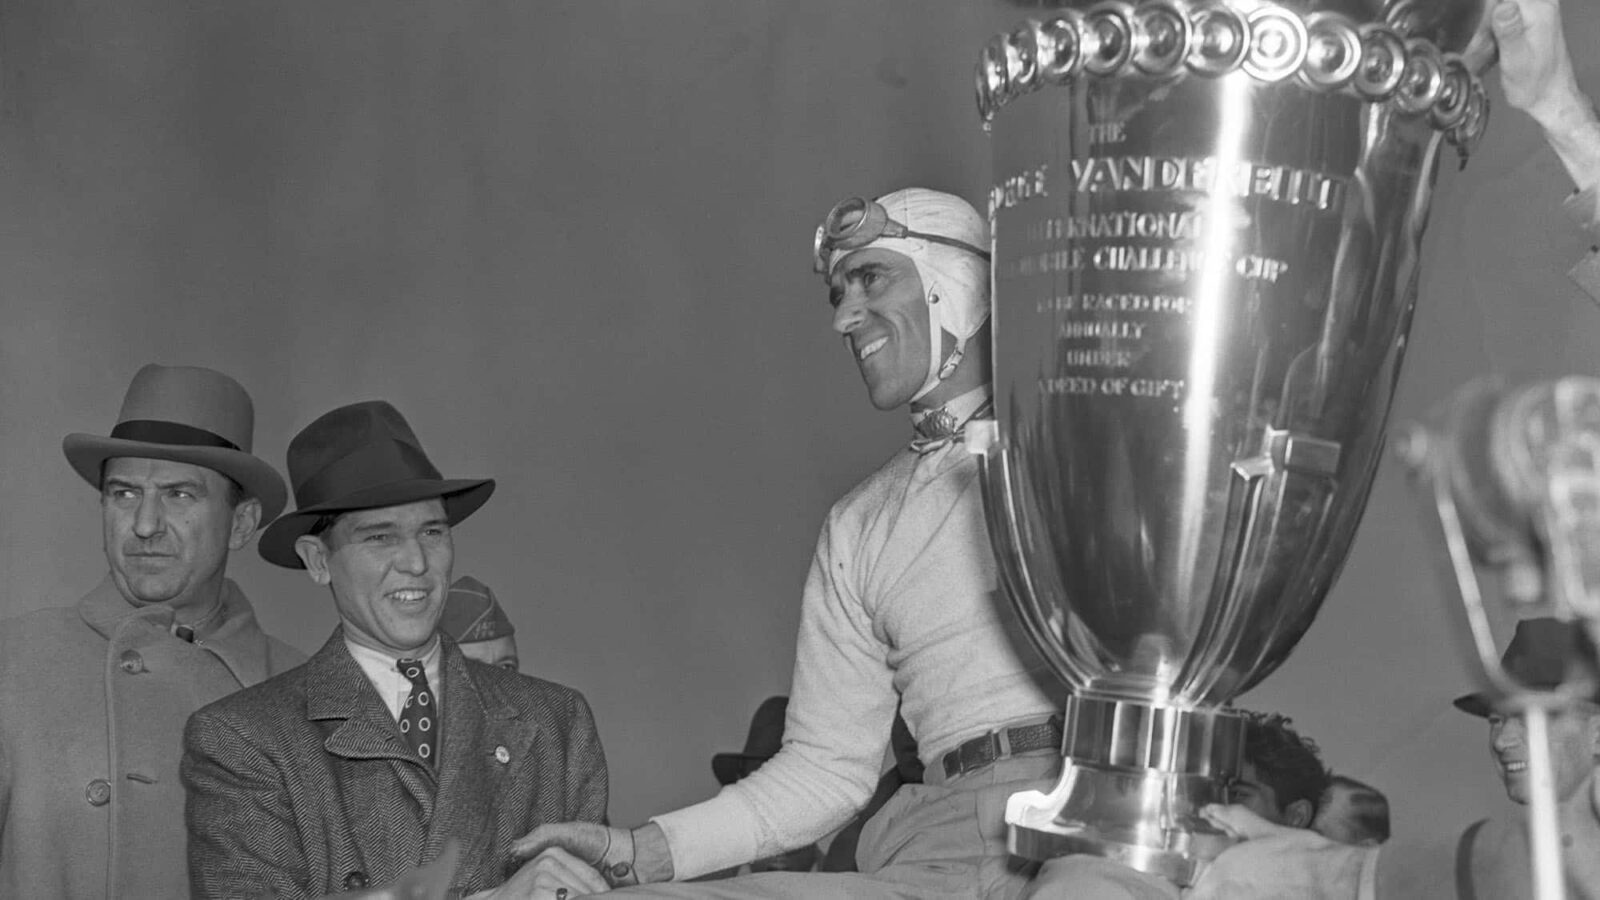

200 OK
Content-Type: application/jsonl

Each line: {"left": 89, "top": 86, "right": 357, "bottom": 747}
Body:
{"left": 293, "top": 438, "right": 444, "bottom": 511}
{"left": 111, "top": 419, "right": 241, "bottom": 452}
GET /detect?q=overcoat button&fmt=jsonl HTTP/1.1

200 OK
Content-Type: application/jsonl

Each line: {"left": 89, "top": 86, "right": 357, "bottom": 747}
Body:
{"left": 494, "top": 746, "right": 510, "bottom": 764}
{"left": 118, "top": 650, "right": 145, "bottom": 674}
{"left": 342, "top": 871, "right": 368, "bottom": 890}
{"left": 85, "top": 779, "right": 111, "bottom": 806}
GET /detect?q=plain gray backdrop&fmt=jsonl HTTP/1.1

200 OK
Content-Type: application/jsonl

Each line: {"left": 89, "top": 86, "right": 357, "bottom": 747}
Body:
{"left": 2, "top": 0, "right": 1598, "bottom": 845}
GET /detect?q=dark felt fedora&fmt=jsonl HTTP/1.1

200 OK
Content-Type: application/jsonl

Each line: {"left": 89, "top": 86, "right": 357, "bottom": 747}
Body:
{"left": 63, "top": 364, "right": 287, "bottom": 522}
{"left": 258, "top": 401, "right": 495, "bottom": 569}
{"left": 713, "top": 696, "right": 789, "bottom": 786}
{"left": 1453, "top": 617, "right": 1600, "bottom": 717}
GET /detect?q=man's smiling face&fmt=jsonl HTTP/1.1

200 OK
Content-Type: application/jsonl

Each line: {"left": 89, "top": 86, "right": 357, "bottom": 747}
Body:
{"left": 828, "top": 247, "right": 931, "bottom": 411}
{"left": 1488, "top": 703, "right": 1600, "bottom": 805}
{"left": 299, "top": 498, "right": 454, "bottom": 656}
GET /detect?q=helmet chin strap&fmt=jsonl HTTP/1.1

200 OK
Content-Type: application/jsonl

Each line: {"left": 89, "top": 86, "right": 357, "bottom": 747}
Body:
{"left": 911, "top": 287, "right": 958, "bottom": 405}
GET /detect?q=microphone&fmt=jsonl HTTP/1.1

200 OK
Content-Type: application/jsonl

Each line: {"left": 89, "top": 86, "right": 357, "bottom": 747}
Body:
{"left": 1398, "top": 376, "right": 1600, "bottom": 618}
{"left": 1397, "top": 375, "right": 1600, "bottom": 900}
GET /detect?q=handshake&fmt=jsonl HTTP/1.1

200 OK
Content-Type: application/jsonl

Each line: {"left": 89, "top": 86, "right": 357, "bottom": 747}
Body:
{"left": 332, "top": 825, "right": 649, "bottom": 900}
{"left": 469, "top": 823, "right": 656, "bottom": 900}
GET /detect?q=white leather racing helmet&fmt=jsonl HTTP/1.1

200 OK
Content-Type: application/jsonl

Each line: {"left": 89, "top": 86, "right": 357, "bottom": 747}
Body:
{"left": 814, "top": 187, "right": 991, "bottom": 401}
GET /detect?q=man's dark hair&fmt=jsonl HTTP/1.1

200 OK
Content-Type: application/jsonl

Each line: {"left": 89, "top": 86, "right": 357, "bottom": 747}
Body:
{"left": 1241, "top": 711, "right": 1332, "bottom": 820}
{"left": 1324, "top": 774, "right": 1391, "bottom": 844}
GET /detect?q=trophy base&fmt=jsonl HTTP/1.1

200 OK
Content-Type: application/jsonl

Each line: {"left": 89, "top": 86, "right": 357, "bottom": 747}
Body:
{"left": 1005, "top": 697, "right": 1245, "bottom": 887}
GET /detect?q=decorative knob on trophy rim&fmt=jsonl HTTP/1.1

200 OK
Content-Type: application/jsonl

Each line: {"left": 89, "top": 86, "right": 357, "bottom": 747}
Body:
{"left": 1132, "top": 2, "right": 1190, "bottom": 77}
{"left": 1187, "top": 2, "right": 1248, "bottom": 76}
{"left": 1393, "top": 37, "right": 1446, "bottom": 115}
{"left": 1351, "top": 22, "right": 1408, "bottom": 100}
{"left": 1083, "top": 2, "right": 1136, "bottom": 77}
{"left": 1300, "top": 11, "right": 1362, "bottom": 89}
{"left": 1035, "top": 13, "right": 1087, "bottom": 85}
{"left": 1239, "top": 5, "right": 1306, "bottom": 83}
{"left": 974, "top": 0, "right": 1491, "bottom": 155}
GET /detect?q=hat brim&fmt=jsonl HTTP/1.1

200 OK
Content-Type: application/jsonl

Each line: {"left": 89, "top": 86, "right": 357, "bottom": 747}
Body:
{"left": 258, "top": 477, "right": 495, "bottom": 569}
{"left": 712, "top": 752, "right": 771, "bottom": 786}
{"left": 1453, "top": 691, "right": 1493, "bottom": 718}
{"left": 1453, "top": 685, "right": 1600, "bottom": 718}
{"left": 63, "top": 434, "right": 289, "bottom": 523}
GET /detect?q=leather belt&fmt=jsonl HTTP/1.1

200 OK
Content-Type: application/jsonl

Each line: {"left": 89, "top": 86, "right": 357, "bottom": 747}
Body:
{"left": 940, "top": 716, "right": 1063, "bottom": 780}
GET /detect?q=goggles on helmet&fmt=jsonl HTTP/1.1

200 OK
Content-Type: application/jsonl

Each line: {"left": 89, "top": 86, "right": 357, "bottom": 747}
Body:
{"left": 812, "top": 196, "right": 991, "bottom": 275}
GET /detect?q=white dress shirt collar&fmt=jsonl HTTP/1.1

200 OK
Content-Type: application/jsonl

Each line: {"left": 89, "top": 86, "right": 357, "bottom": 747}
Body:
{"left": 344, "top": 632, "right": 443, "bottom": 722}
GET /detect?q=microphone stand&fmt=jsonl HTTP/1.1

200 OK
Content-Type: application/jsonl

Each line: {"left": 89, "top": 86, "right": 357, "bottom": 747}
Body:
{"left": 1413, "top": 447, "right": 1566, "bottom": 900}
{"left": 1398, "top": 375, "right": 1600, "bottom": 900}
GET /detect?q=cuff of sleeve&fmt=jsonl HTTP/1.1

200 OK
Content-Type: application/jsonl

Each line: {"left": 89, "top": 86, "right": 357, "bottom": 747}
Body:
{"left": 1356, "top": 846, "right": 1382, "bottom": 900}
{"left": 649, "top": 789, "right": 766, "bottom": 882}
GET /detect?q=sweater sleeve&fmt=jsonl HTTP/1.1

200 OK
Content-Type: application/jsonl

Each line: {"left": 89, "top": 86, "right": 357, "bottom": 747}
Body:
{"left": 651, "top": 513, "right": 898, "bottom": 880}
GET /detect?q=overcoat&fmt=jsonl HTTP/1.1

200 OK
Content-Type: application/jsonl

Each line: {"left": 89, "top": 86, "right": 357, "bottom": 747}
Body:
{"left": 182, "top": 628, "right": 609, "bottom": 899}
{"left": 0, "top": 575, "right": 305, "bottom": 899}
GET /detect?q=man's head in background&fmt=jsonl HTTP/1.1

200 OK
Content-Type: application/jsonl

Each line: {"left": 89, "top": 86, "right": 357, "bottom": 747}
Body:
{"left": 1312, "top": 774, "right": 1391, "bottom": 846}
{"left": 1233, "top": 711, "right": 1332, "bottom": 829}
{"left": 1453, "top": 617, "right": 1600, "bottom": 808}
{"left": 439, "top": 575, "right": 519, "bottom": 671}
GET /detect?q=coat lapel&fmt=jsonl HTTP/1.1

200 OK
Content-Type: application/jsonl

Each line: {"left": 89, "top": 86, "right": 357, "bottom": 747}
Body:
{"left": 305, "top": 631, "right": 434, "bottom": 877}
{"left": 423, "top": 639, "right": 539, "bottom": 887}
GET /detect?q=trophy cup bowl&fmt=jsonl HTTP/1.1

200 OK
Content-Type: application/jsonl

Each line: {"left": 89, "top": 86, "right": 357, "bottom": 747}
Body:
{"left": 969, "top": 0, "right": 1493, "bottom": 884}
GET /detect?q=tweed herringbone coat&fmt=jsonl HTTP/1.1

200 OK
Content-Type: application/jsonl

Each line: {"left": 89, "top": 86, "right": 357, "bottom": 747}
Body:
{"left": 181, "top": 629, "right": 608, "bottom": 899}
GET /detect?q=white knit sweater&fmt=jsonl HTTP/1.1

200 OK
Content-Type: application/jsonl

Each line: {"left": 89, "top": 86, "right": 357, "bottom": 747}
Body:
{"left": 652, "top": 438, "right": 1066, "bottom": 879}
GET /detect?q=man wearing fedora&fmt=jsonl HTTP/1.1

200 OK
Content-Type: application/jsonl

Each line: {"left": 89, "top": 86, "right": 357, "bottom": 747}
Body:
{"left": 0, "top": 363, "right": 306, "bottom": 899}
{"left": 181, "top": 400, "right": 609, "bottom": 900}
{"left": 1189, "top": 617, "right": 1600, "bottom": 899}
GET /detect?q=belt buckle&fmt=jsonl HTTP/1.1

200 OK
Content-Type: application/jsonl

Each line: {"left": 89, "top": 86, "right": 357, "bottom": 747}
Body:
{"left": 957, "top": 731, "right": 1001, "bottom": 776}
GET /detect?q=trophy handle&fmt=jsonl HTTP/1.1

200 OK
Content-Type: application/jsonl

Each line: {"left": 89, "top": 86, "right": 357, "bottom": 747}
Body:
{"left": 968, "top": 419, "right": 1098, "bottom": 690}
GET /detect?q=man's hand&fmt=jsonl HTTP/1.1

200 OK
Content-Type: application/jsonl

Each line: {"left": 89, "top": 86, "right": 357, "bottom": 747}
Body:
{"left": 510, "top": 822, "right": 616, "bottom": 869}
{"left": 1493, "top": 0, "right": 1586, "bottom": 124}
{"left": 511, "top": 822, "right": 675, "bottom": 887}
{"left": 465, "top": 848, "right": 608, "bottom": 900}
{"left": 1491, "top": 0, "right": 1600, "bottom": 193}
{"left": 1183, "top": 804, "right": 1372, "bottom": 900}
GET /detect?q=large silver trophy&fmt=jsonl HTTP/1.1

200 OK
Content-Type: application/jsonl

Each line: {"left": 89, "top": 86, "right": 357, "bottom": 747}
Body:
{"left": 966, "top": 0, "right": 1494, "bottom": 885}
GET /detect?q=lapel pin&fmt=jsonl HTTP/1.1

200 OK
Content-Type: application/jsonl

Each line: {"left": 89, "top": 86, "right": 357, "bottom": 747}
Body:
{"left": 494, "top": 745, "right": 510, "bottom": 764}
